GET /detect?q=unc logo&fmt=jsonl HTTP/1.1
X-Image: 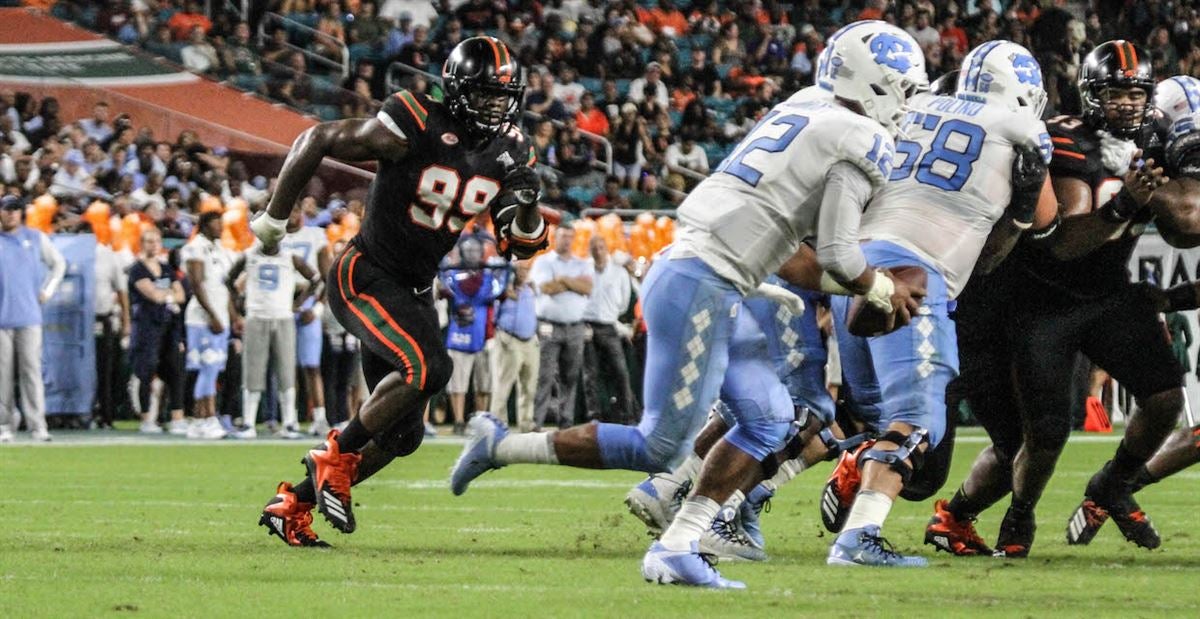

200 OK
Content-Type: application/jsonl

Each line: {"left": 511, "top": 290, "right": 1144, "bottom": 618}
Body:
{"left": 869, "top": 33, "right": 913, "bottom": 73}
{"left": 1012, "top": 53, "right": 1042, "bottom": 86}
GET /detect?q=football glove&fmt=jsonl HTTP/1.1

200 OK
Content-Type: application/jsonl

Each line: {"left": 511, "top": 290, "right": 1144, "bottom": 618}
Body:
{"left": 1007, "top": 143, "right": 1048, "bottom": 228}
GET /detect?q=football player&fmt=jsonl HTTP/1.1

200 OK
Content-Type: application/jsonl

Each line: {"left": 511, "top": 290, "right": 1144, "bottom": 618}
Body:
{"left": 817, "top": 40, "right": 1055, "bottom": 567}
{"left": 280, "top": 208, "right": 333, "bottom": 436}
{"left": 1063, "top": 74, "right": 1200, "bottom": 546}
{"left": 925, "top": 41, "right": 1173, "bottom": 558}
{"left": 252, "top": 36, "right": 548, "bottom": 547}
{"left": 449, "top": 21, "right": 927, "bottom": 588}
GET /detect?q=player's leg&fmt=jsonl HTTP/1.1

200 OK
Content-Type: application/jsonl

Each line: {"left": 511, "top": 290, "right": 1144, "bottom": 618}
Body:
{"left": 446, "top": 349, "right": 474, "bottom": 432}
{"left": 186, "top": 326, "right": 228, "bottom": 440}
{"left": 274, "top": 318, "right": 300, "bottom": 437}
{"left": 488, "top": 332, "right": 520, "bottom": 425}
{"left": 15, "top": 326, "right": 48, "bottom": 440}
{"left": 597, "top": 323, "right": 637, "bottom": 424}
{"left": 1133, "top": 425, "right": 1200, "bottom": 491}
{"left": 0, "top": 328, "right": 15, "bottom": 441}
{"left": 297, "top": 315, "right": 328, "bottom": 435}
{"left": 236, "top": 318, "right": 268, "bottom": 439}
{"left": 450, "top": 257, "right": 738, "bottom": 503}
{"left": 1069, "top": 287, "right": 1183, "bottom": 549}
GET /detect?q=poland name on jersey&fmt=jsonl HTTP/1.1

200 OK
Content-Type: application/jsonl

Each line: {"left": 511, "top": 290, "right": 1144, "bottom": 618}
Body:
{"left": 672, "top": 87, "right": 895, "bottom": 294}
{"left": 244, "top": 247, "right": 299, "bottom": 320}
{"left": 860, "top": 93, "right": 1051, "bottom": 298}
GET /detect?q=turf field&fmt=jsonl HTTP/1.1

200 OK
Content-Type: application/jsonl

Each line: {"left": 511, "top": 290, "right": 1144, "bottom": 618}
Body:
{"left": 2, "top": 428, "right": 1197, "bottom": 618}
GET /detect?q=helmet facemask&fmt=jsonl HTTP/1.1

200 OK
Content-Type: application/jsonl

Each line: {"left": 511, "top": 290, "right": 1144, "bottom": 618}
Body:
{"left": 1085, "top": 83, "right": 1152, "bottom": 140}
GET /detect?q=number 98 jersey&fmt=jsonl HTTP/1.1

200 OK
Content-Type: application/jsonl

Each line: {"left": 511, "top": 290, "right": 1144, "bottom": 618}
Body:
{"left": 672, "top": 87, "right": 895, "bottom": 295}
{"left": 357, "top": 89, "right": 536, "bottom": 286}
{"left": 860, "top": 93, "right": 1051, "bottom": 298}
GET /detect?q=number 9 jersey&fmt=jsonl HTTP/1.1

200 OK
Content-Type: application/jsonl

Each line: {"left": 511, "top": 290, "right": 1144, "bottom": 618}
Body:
{"left": 672, "top": 88, "right": 896, "bottom": 294}
{"left": 357, "top": 89, "right": 537, "bottom": 286}
{"left": 860, "top": 92, "right": 1051, "bottom": 298}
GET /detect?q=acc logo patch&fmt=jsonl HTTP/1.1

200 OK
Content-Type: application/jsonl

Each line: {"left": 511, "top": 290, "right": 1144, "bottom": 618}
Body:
{"left": 442, "top": 132, "right": 459, "bottom": 145}
{"left": 869, "top": 33, "right": 913, "bottom": 73}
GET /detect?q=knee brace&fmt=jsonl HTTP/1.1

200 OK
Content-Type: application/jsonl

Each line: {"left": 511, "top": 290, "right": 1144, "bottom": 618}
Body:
{"left": 900, "top": 424, "right": 953, "bottom": 502}
{"left": 819, "top": 428, "right": 872, "bottom": 461}
{"left": 375, "top": 412, "right": 425, "bottom": 458}
{"left": 859, "top": 428, "right": 929, "bottom": 485}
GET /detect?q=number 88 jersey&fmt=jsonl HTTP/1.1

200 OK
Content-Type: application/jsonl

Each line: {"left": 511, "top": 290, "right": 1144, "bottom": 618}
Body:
{"left": 357, "top": 89, "right": 536, "bottom": 286}
{"left": 859, "top": 92, "right": 1051, "bottom": 298}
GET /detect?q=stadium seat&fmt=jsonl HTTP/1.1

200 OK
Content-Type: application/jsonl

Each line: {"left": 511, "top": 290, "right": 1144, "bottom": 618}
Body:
{"left": 579, "top": 77, "right": 602, "bottom": 93}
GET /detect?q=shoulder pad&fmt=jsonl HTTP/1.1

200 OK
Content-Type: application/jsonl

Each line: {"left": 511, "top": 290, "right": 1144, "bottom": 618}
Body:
{"left": 379, "top": 90, "right": 432, "bottom": 140}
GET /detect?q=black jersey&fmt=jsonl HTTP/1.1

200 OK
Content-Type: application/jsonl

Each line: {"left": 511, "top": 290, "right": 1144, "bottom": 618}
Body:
{"left": 1004, "top": 115, "right": 1164, "bottom": 304}
{"left": 354, "top": 90, "right": 536, "bottom": 286}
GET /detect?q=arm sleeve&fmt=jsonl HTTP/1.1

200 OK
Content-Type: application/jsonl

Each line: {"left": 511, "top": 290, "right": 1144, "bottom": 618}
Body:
{"left": 39, "top": 232, "right": 66, "bottom": 299}
{"left": 814, "top": 161, "right": 874, "bottom": 283}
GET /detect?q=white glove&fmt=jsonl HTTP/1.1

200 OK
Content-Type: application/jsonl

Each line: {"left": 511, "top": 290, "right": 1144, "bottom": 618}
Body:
{"left": 864, "top": 270, "right": 895, "bottom": 313}
{"left": 250, "top": 211, "right": 289, "bottom": 247}
{"left": 751, "top": 283, "right": 805, "bottom": 316}
{"left": 1097, "top": 130, "right": 1138, "bottom": 175}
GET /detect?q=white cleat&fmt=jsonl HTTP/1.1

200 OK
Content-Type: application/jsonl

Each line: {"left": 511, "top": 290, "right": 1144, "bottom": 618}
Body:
{"left": 274, "top": 425, "right": 304, "bottom": 440}
{"left": 233, "top": 427, "right": 258, "bottom": 440}
{"left": 308, "top": 418, "right": 331, "bottom": 437}
{"left": 0, "top": 424, "right": 13, "bottom": 443}
{"left": 139, "top": 422, "right": 162, "bottom": 434}
{"left": 194, "top": 418, "right": 227, "bottom": 440}
{"left": 167, "top": 419, "right": 190, "bottom": 436}
{"left": 641, "top": 541, "right": 746, "bottom": 589}
{"left": 31, "top": 429, "right": 52, "bottom": 442}
{"left": 625, "top": 475, "right": 692, "bottom": 535}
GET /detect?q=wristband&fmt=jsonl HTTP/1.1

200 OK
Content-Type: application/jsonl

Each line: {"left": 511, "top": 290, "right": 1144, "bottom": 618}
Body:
{"left": 818, "top": 272, "right": 853, "bottom": 296}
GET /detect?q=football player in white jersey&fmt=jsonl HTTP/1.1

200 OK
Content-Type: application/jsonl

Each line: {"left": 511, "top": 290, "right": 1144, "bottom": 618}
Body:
{"left": 449, "top": 20, "right": 927, "bottom": 588}
{"left": 822, "top": 41, "right": 1055, "bottom": 566}
{"left": 280, "top": 209, "right": 333, "bottom": 435}
{"left": 227, "top": 242, "right": 322, "bottom": 439}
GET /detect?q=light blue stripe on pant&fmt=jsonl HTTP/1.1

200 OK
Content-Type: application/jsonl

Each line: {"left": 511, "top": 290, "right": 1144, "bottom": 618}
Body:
{"left": 830, "top": 240, "right": 959, "bottom": 447}
{"left": 596, "top": 253, "right": 793, "bottom": 472}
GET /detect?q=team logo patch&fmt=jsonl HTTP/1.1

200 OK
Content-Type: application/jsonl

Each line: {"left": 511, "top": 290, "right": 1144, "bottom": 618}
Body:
{"left": 442, "top": 132, "right": 459, "bottom": 145}
{"left": 869, "top": 33, "right": 913, "bottom": 73}
{"left": 1011, "top": 53, "right": 1042, "bottom": 86}
{"left": 497, "top": 151, "right": 515, "bottom": 167}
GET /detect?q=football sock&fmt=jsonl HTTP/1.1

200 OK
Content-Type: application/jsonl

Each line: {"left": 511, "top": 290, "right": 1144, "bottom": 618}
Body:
{"left": 723, "top": 489, "right": 746, "bottom": 512}
{"left": 336, "top": 418, "right": 372, "bottom": 453}
{"left": 293, "top": 478, "right": 316, "bottom": 504}
{"left": 281, "top": 388, "right": 298, "bottom": 429}
{"left": 767, "top": 458, "right": 806, "bottom": 490}
{"left": 243, "top": 390, "right": 262, "bottom": 428}
{"left": 660, "top": 496, "right": 721, "bottom": 552}
{"left": 947, "top": 485, "right": 984, "bottom": 521}
{"left": 1108, "top": 442, "right": 1145, "bottom": 486}
{"left": 1129, "top": 465, "right": 1158, "bottom": 494}
{"left": 495, "top": 432, "right": 558, "bottom": 465}
{"left": 312, "top": 406, "right": 327, "bottom": 425}
{"left": 842, "top": 490, "right": 893, "bottom": 532}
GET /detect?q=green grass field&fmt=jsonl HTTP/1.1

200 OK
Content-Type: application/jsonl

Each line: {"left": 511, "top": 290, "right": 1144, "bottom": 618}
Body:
{"left": 2, "top": 430, "right": 1197, "bottom": 618}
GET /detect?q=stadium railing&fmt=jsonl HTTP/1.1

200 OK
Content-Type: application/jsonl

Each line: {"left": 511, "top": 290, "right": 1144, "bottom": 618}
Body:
{"left": 257, "top": 12, "right": 350, "bottom": 80}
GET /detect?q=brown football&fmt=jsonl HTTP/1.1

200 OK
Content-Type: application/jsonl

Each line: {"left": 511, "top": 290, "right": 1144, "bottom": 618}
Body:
{"left": 846, "top": 266, "right": 928, "bottom": 337}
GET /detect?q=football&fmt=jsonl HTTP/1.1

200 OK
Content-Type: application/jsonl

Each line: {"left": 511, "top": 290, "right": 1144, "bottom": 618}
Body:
{"left": 846, "top": 266, "right": 928, "bottom": 337}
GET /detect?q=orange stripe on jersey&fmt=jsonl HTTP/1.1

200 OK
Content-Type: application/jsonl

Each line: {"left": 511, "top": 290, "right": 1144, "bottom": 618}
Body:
{"left": 1054, "top": 149, "right": 1087, "bottom": 160}
{"left": 1051, "top": 137, "right": 1074, "bottom": 145}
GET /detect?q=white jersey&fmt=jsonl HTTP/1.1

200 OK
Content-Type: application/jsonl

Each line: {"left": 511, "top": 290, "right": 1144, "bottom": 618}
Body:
{"left": 243, "top": 247, "right": 299, "bottom": 320}
{"left": 861, "top": 93, "right": 1051, "bottom": 298}
{"left": 673, "top": 87, "right": 894, "bottom": 294}
{"left": 181, "top": 235, "right": 234, "bottom": 328}
{"left": 281, "top": 225, "right": 327, "bottom": 273}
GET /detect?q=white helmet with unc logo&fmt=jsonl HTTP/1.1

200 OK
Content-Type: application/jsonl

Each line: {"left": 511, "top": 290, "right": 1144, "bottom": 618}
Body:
{"left": 815, "top": 20, "right": 928, "bottom": 136}
{"left": 1154, "top": 75, "right": 1200, "bottom": 132}
{"left": 956, "top": 40, "right": 1047, "bottom": 118}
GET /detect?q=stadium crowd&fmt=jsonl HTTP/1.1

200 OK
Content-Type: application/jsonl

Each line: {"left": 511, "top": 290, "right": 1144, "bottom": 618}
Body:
{"left": 3, "top": 0, "right": 1199, "bottom": 440}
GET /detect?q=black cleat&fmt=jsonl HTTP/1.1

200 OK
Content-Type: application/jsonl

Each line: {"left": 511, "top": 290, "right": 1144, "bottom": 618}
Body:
{"left": 994, "top": 505, "right": 1035, "bottom": 558}
{"left": 1070, "top": 462, "right": 1160, "bottom": 549}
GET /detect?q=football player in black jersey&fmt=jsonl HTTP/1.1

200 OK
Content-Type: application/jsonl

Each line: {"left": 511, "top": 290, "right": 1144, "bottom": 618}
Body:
{"left": 1063, "top": 74, "right": 1200, "bottom": 546}
{"left": 251, "top": 36, "right": 548, "bottom": 547}
{"left": 924, "top": 41, "right": 1179, "bottom": 558}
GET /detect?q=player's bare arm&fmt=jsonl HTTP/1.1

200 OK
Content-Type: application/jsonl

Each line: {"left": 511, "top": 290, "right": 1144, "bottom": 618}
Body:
{"left": 1150, "top": 178, "right": 1200, "bottom": 247}
{"left": 1045, "top": 155, "right": 1166, "bottom": 260}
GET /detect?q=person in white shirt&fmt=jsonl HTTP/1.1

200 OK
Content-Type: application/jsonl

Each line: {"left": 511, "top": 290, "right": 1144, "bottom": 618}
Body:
{"left": 130, "top": 172, "right": 167, "bottom": 211}
{"left": 182, "top": 211, "right": 235, "bottom": 439}
{"left": 552, "top": 65, "right": 587, "bottom": 115}
{"left": 581, "top": 236, "right": 638, "bottom": 425}
{"left": 627, "top": 62, "right": 671, "bottom": 109}
{"left": 226, "top": 242, "right": 321, "bottom": 439}
{"left": 280, "top": 209, "right": 332, "bottom": 435}
{"left": 181, "top": 25, "right": 219, "bottom": 73}
{"left": 529, "top": 225, "right": 593, "bottom": 428}
{"left": 50, "top": 149, "right": 95, "bottom": 201}
{"left": 78, "top": 101, "right": 114, "bottom": 144}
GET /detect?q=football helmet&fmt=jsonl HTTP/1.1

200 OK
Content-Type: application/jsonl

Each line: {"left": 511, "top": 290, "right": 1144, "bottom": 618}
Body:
{"left": 1154, "top": 75, "right": 1200, "bottom": 132}
{"left": 957, "top": 40, "right": 1047, "bottom": 118}
{"left": 816, "top": 20, "right": 928, "bottom": 136}
{"left": 442, "top": 36, "right": 525, "bottom": 138}
{"left": 1078, "top": 40, "right": 1154, "bottom": 140}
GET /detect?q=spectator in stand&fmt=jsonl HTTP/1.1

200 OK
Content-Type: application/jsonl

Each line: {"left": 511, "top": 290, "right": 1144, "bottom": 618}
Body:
{"left": 940, "top": 11, "right": 969, "bottom": 56}
{"left": 181, "top": 24, "right": 222, "bottom": 73}
{"left": 555, "top": 116, "right": 597, "bottom": 188}
{"left": 440, "top": 237, "right": 508, "bottom": 435}
{"left": 128, "top": 227, "right": 188, "bottom": 435}
{"left": 575, "top": 92, "right": 609, "bottom": 137}
{"left": 50, "top": 149, "right": 96, "bottom": 201}
{"left": 78, "top": 102, "right": 113, "bottom": 145}
{"left": 22, "top": 97, "right": 58, "bottom": 142}
{"left": 685, "top": 48, "right": 722, "bottom": 99}
{"left": 222, "top": 21, "right": 262, "bottom": 78}
{"left": 86, "top": 219, "right": 129, "bottom": 430}
{"left": 627, "top": 62, "right": 670, "bottom": 110}
{"left": 525, "top": 70, "right": 569, "bottom": 122}
{"left": 269, "top": 52, "right": 314, "bottom": 111}
{"left": 0, "top": 194, "right": 65, "bottom": 443}
{"left": 553, "top": 65, "right": 586, "bottom": 116}
{"left": 349, "top": 0, "right": 390, "bottom": 49}
{"left": 143, "top": 22, "right": 176, "bottom": 60}
{"left": 531, "top": 224, "right": 592, "bottom": 429}
{"left": 907, "top": 9, "right": 941, "bottom": 52}
{"left": 124, "top": 142, "right": 167, "bottom": 186}
{"left": 182, "top": 210, "right": 234, "bottom": 440}
{"left": 712, "top": 21, "right": 747, "bottom": 66}
{"left": 611, "top": 102, "right": 653, "bottom": 189}
{"left": 648, "top": 0, "right": 688, "bottom": 38}
{"left": 663, "top": 136, "right": 709, "bottom": 191}
{"left": 530, "top": 118, "right": 557, "bottom": 170}
{"left": 168, "top": 0, "right": 212, "bottom": 41}
{"left": 131, "top": 171, "right": 167, "bottom": 211}
{"left": 259, "top": 26, "right": 292, "bottom": 65}
{"left": 2, "top": 116, "right": 30, "bottom": 156}
{"left": 630, "top": 171, "right": 669, "bottom": 211}
{"left": 394, "top": 24, "right": 436, "bottom": 69}
{"left": 490, "top": 259, "right": 538, "bottom": 431}
{"left": 81, "top": 139, "right": 112, "bottom": 179}
{"left": 598, "top": 78, "right": 626, "bottom": 120}
{"left": 456, "top": 0, "right": 500, "bottom": 31}
{"left": 581, "top": 236, "right": 637, "bottom": 425}
{"left": 313, "top": 1, "right": 348, "bottom": 63}
{"left": 592, "top": 175, "right": 630, "bottom": 210}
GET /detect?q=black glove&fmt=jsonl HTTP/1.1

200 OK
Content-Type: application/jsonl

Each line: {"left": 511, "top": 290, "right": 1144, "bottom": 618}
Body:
{"left": 501, "top": 165, "right": 541, "bottom": 207}
{"left": 1007, "top": 143, "right": 1047, "bottom": 228}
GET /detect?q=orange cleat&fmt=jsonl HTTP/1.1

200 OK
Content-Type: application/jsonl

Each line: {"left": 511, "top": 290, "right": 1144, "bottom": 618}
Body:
{"left": 304, "top": 429, "right": 362, "bottom": 534}
{"left": 821, "top": 440, "right": 872, "bottom": 533}
{"left": 259, "top": 482, "right": 330, "bottom": 547}
{"left": 924, "top": 499, "right": 992, "bottom": 556}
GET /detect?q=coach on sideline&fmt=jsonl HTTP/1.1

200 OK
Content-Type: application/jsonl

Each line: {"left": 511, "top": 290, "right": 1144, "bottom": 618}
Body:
{"left": 530, "top": 224, "right": 592, "bottom": 429}
{"left": 0, "top": 194, "right": 65, "bottom": 442}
